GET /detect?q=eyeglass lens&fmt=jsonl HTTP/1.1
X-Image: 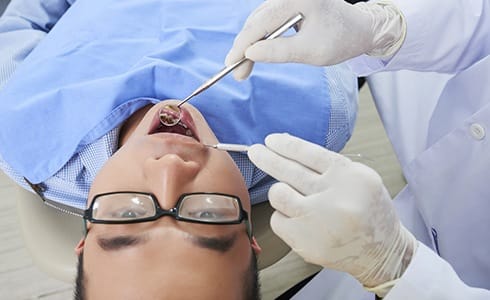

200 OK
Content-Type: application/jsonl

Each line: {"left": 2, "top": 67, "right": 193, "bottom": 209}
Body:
{"left": 92, "top": 193, "right": 156, "bottom": 221}
{"left": 179, "top": 194, "right": 240, "bottom": 222}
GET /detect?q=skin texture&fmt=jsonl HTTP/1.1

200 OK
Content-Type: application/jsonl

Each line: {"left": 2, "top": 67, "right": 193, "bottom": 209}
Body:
{"left": 75, "top": 100, "right": 261, "bottom": 299}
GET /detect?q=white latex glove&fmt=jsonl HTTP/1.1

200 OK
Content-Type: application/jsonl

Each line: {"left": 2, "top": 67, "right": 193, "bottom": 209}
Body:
{"left": 248, "top": 133, "right": 417, "bottom": 296}
{"left": 226, "top": 0, "right": 406, "bottom": 80}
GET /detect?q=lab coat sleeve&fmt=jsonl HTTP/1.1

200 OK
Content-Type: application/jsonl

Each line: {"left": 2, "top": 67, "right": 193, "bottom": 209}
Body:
{"left": 384, "top": 242, "right": 490, "bottom": 299}
{"left": 348, "top": 0, "right": 490, "bottom": 76}
{"left": 0, "top": 0, "right": 71, "bottom": 87}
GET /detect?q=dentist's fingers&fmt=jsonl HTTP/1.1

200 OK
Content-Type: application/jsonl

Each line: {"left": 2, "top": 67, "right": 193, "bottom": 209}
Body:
{"left": 264, "top": 133, "right": 350, "bottom": 174}
{"left": 248, "top": 143, "right": 319, "bottom": 195}
{"left": 229, "top": 60, "right": 254, "bottom": 81}
{"left": 225, "top": 0, "right": 298, "bottom": 80}
{"left": 245, "top": 32, "right": 315, "bottom": 64}
{"left": 228, "top": 2, "right": 293, "bottom": 62}
{"left": 270, "top": 210, "right": 305, "bottom": 253}
{"left": 268, "top": 182, "right": 306, "bottom": 218}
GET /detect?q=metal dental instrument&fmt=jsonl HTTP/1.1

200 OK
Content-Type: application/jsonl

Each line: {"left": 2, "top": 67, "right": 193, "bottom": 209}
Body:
{"left": 206, "top": 143, "right": 372, "bottom": 162}
{"left": 204, "top": 143, "right": 250, "bottom": 153}
{"left": 176, "top": 13, "right": 304, "bottom": 109}
{"left": 159, "top": 14, "right": 304, "bottom": 127}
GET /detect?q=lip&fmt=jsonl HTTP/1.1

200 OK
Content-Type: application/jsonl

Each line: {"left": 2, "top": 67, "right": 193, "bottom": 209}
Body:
{"left": 148, "top": 106, "right": 200, "bottom": 142}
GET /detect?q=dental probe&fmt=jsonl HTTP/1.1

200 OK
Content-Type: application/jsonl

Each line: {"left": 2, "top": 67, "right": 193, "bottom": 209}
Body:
{"left": 177, "top": 13, "right": 304, "bottom": 108}
{"left": 204, "top": 143, "right": 250, "bottom": 153}
{"left": 206, "top": 143, "right": 372, "bottom": 163}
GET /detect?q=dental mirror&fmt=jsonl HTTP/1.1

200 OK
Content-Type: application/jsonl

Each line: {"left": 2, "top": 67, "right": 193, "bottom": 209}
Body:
{"left": 159, "top": 104, "right": 182, "bottom": 126}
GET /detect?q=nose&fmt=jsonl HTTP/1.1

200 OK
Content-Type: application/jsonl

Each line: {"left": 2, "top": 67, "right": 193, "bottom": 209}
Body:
{"left": 143, "top": 153, "right": 201, "bottom": 209}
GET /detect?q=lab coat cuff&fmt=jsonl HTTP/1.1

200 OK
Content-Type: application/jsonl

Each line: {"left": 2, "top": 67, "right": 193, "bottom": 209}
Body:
{"left": 379, "top": 0, "right": 434, "bottom": 71}
{"left": 383, "top": 242, "right": 484, "bottom": 299}
{"left": 345, "top": 55, "right": 389, "bottom": 77}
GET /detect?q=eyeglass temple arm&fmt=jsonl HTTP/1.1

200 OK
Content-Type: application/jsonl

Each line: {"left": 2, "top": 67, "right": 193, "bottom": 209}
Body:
{"left": 24, "top": 177, "right": 86, "bottom": 217}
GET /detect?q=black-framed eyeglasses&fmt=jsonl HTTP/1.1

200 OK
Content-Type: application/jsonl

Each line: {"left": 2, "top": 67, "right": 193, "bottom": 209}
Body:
{"left": 84, "top": 191, "right": 252, "bottom": 237}
{"left": 23, "top": 178, "right": 252, "bottom": 238}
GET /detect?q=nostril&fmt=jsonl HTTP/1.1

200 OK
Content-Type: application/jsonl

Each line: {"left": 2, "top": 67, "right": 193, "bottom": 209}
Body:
{"left": 143, "top": 155, "right": 201, "bottom": 194}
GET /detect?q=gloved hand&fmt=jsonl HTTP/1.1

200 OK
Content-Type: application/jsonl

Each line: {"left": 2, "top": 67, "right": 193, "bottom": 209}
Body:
{"left": 226, "top": 0, "right": 406, "bottom": 80}
{"left": 248, "top": 133, "right": 417, "bottom": 296}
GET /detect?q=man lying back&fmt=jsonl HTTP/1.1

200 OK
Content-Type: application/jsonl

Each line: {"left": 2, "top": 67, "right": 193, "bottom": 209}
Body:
{"left": 0, "top": 0, "right": 358, "bottom": 298}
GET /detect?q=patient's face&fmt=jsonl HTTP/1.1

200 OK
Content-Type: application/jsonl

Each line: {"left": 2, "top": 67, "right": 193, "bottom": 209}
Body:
{"left": 78, "top": 100, "right": 260, "bottom": 299}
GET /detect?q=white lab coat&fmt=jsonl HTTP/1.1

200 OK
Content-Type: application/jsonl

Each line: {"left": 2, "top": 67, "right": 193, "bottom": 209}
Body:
{"left": 295, "top": 0, "right": 490, "bottom": 299}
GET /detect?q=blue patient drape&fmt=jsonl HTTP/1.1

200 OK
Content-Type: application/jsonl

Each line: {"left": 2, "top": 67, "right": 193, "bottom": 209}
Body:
{"left": 0, "top": 0, "right": 356, "bottom": 184}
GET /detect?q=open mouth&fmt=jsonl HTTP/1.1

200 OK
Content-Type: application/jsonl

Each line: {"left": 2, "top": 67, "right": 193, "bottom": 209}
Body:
{"left": 148, "top": 105, "right": 200, "bottom": 142}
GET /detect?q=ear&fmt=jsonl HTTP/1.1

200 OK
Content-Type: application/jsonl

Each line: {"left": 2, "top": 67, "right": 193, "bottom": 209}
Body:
{"left": 251, "top": 236, "right": 262, "bottom": 254}
{"left": 74, "top": 238, "right": 85, "bottom": 256}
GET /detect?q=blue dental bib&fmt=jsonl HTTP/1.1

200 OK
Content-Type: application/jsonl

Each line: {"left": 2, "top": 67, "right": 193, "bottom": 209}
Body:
{"left": 0, "top": 0, "right": 355, "bottom": 184}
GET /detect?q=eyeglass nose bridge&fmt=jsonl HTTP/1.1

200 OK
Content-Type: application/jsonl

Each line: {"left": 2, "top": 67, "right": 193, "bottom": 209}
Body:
{"left": 153, "top": 206, "right": 179, "bottom": 220}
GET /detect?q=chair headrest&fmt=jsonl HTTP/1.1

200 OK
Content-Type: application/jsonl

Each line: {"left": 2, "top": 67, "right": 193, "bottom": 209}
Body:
{"left": 15, "top": 186, "right": 290, "bottom": 282}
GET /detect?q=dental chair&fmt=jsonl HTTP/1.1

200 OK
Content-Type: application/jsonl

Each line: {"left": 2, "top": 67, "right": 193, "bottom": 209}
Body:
{"left": 15, "top": 185, "right": 292, "bottom": 283}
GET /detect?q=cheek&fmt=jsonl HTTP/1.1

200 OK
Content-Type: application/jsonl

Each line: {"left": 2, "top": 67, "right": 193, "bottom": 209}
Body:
{"left": 203, "top": 153, "right": 248, "bottom": 192}
{"left": 89, "top": 151, "right": 146, "bottom": 196}
{"left": 197, "top": 153, "right": 251, "bottom": 219}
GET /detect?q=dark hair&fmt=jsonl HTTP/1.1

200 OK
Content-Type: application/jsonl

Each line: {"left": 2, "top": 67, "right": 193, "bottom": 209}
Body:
{"left": 74, "top": 250, "right": 260, "bottom": 300}
{"left": 244, "top": 251, "right": 261, "bottom": 300}
{"left": 74, "top": 251, "right": 85, "bottom": 300}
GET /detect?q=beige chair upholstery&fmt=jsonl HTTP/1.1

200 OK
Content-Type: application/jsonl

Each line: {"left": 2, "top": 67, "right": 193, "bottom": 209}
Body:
{"left": 15, "top": 186, "right": 290, "bottom": 283}
{"left": 16, "top": 187, "right": 85, "bottom": 282}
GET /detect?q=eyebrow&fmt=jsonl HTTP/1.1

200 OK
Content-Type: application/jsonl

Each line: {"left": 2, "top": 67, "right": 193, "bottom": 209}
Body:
{"left": 97, "top": 232, "right": 237, "bottom": 253}
{"left": 97, "top": 234, "right": 149, "bottom": 251}
{"left": 190, "top": 233, "right": 237, "bottom": 253}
